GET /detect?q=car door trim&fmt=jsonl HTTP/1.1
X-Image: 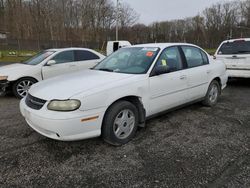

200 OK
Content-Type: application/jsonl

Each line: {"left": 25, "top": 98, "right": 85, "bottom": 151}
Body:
{"left": 146, "top": 97, "right": 205, "bottom": 120}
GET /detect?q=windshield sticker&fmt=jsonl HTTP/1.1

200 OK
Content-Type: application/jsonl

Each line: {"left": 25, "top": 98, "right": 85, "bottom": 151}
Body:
{"left": 142, "top": 47, "right": 158, "bottom": 51}
{"left": 161, "top": 59, "right": 167, "bottom": 66}
{"left": 146, "top": 51, "right": 154, "bottom": 57}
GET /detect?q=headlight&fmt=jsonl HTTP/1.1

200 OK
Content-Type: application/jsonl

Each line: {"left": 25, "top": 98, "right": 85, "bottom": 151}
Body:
{"left": 47, "top": 99, "right": 81, "bottom": 111}
{"left": 0, "top": 76, "right": 8, "bottom": 81}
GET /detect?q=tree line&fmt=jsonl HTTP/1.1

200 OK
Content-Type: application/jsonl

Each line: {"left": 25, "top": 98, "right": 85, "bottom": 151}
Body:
{"left": 0, "top": 0, "right": 250, "bottom": 49}
{"left": 0, "top": 0, "right": 138, "bottom": 46}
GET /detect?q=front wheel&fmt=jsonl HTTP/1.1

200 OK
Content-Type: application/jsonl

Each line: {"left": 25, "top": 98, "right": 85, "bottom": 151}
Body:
{"left": 12, "top": 78, "right": 37, "bottom": 99}
{"left": 102, "top": 101, "right": 139, "bottom": 146}
{"left": 202, "top": 80, "right": 221, "bottom": 107}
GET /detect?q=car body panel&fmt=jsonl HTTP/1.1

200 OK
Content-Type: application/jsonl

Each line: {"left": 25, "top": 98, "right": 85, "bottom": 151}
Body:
{"left": 148, "top": 70, "right": 188, "bottom": 115}
{"left": 0, "top": 63, "right": 43, "bottom": 81}
{"left": 29, "top": 69, "right": 137, "bottom": 100}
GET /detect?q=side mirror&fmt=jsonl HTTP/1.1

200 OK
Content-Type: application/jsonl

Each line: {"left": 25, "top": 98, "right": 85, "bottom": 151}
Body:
{"left": 154, "top": 65, "right": 170, "bottom": 75}
{"left": 47, "top": 60, "right": 56, "bottom": 66}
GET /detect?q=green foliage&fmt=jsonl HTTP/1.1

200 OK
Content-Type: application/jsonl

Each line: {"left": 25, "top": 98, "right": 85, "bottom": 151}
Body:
{"left": 205, "top": 49, "right": 216, "bottom": 55}
{"left": 0, "top": 50, "right": 37, "bottom": 63}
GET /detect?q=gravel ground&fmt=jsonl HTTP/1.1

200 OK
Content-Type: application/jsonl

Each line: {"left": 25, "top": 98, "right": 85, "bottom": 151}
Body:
{"left": 0, "top": 73, "right": 250, "bottom": 187}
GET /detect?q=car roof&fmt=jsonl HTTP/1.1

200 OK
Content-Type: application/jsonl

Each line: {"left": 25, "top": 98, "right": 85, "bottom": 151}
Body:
{"left": 131, "top": 43, "right": 201, "bottom": 49}
{"left": 45, "top": 47, "right": 94, "bottom": 52}
{"left": 221, "top": 38, "right": 250, "bottom": 43}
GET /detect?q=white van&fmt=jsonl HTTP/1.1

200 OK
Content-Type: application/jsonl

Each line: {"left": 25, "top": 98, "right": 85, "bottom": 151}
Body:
{"left": 106, "top": 41, "right": 131, "bottom": 56}
{"left": 215, "top": 38, "right": 250, "bottom": 78}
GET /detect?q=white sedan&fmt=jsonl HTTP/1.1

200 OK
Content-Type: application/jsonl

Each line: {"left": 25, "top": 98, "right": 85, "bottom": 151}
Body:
{"left": 0, "top": 48, "right": 105, "bottom": 98}
{"left": 20, "top": 43, "right": 228, "bottom": 145}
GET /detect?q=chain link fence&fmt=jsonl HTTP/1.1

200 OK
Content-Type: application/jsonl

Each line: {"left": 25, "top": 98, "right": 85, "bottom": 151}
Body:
{"left": 0, "top": 38, "right": 103, "bottom": 51}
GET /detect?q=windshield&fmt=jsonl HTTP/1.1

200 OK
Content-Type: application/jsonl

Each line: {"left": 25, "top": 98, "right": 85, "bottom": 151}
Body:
{"left": 94, "top": 47, "right": 160, "bottom": 74}
{"left": 23, "top": 51, "right": 55, "bottom": 65}
{"left": 218, "top": 41, "right": 250, "bottom": 55}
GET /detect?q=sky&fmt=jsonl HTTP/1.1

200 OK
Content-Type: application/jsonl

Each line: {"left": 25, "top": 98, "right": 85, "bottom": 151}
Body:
{"left": 114, "top": 0, "right": 223, "bottom": 25}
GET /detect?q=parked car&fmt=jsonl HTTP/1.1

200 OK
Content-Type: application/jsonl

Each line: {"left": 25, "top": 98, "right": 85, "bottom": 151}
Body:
{"left": 0, "top": 48, "right": 105, "bottom": 98}
{"left": 20, "top": 43, "right": 228, "bottom": 145}
{"left": 215, "top": 38, "right": 250, "bottom": 78}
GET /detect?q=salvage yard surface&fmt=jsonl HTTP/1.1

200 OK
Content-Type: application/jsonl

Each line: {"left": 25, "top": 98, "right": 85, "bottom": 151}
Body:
{"left": 0, "top": 77, "right": 250, "bottom": 187}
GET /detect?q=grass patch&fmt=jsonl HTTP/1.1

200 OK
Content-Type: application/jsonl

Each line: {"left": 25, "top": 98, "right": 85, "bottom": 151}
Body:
{"left": 205, "top": 49, "right": 216, "bottom": 55}
{"left": 0, "top": 50, "right": 37, "bottom": 63}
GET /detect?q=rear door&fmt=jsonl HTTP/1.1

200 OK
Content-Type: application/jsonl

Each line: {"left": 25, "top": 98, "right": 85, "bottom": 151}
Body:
{"left": 74, "top": 50, "right": 101, "bottom": 70}
{"left": 148, "top": 46, "right": 188, "bottom": 115}
{"left": 216, "top": 40, "right": 250, "bottom": 70}
{"left": 181, "top": 46, "right": 211, "bottom": 101}
{"left": 42, "top": 50, "right": 78, "bottom": 79}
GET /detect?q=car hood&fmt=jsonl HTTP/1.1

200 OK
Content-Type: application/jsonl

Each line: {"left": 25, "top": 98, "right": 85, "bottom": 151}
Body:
{"left": 0, "top": 63, "right": 33, "bottom": 76}
{"left": 29, "top": 69, "right": 136, "bottom": 100}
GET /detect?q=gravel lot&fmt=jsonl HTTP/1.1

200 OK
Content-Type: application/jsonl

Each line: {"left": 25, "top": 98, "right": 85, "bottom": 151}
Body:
{"left": 0, "top": 63, "right": 249, "bottom": 187}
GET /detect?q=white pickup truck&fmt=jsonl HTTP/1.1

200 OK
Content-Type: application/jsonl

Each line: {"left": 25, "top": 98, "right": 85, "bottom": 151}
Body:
{"left": 0, "top": 48, "right": 105, "bottom": 98}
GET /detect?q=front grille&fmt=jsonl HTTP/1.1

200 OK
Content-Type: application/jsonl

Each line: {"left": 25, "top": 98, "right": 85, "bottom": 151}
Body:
{"left": 25, "top": 94, "right": 47, "bottom": 110}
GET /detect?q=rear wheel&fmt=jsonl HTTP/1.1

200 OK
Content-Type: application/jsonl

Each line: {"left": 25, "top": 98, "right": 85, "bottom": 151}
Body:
{"left": 102, "top": 101, "right": 139, "bottom": 146}
{"left": 202, "top": 80, "right": 221, "bottom": 107}
{"left": 12, "top": 78, "right": 37, "bottom": 99}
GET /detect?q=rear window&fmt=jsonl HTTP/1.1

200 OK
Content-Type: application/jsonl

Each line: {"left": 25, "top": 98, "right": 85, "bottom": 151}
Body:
{"left": 75, "top": 50, "right": 100, "bottom": 61}
{"left": 218, "top": 41, "right": 250, "bottom": 55}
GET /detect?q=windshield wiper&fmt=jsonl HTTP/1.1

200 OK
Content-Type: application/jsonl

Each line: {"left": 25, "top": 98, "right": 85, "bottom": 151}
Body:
{"left": 97, "top": 68, "right": 114, "bottom": 72}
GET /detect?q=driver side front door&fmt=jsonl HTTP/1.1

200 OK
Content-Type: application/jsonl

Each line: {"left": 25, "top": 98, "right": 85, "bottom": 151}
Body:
{"left": 42, "top": 50, "right": 78, "bottom": 79}
{"left": 148, "top": 46, "right": 189, "bottom": 116}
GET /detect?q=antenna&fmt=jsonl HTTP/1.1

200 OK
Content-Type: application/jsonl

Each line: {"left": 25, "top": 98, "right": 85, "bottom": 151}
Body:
{"left": 116, "top": 0, "right": 119, "bottom": 41}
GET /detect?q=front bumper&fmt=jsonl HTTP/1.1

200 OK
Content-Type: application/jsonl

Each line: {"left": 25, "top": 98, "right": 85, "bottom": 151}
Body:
{"left": 0, "top": 80, "right": 10, "bottom": 94}
{"left": 20, "top": 98, "right": 106, "bottom": 141}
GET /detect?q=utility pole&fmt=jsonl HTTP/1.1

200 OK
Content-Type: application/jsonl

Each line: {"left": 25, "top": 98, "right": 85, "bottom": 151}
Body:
{"left": 116, "top": 0, "right": 119, "bottom": 41}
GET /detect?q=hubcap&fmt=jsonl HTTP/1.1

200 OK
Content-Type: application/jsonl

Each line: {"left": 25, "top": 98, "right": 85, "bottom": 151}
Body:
{"left": 208, "top": 84, "right": 218, "bottom": 103}
{"left": 113, "top": 109, "right": 135, "bottom": 139}
{"left": 17, "top": 80, "right": 34, "bottom": 97}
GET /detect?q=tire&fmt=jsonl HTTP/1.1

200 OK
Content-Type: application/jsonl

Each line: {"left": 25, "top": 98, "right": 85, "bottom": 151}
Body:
{"left": 202, "top": 80, "right": 221, "bottom": 107}
{"left": 12, "top": 78, "right": 37, "bottom": 99}
{"left": 102, "top": 100, "right": 139, "bottom": 146}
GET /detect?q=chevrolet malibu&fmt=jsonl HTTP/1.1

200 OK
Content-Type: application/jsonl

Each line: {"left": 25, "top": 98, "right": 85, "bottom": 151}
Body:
{"left": 20, "top": 43, "right": 228, "bottom": 145}
{"left": 0, "top": 48, "right": 105, "bottom": 98}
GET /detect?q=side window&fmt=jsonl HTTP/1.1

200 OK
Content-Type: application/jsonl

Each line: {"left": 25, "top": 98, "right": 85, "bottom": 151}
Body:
{"left": 52, "top": 51, "right": 74, "bottom": 64}
{"left": 155, "top": 47, "right": 183, "bottom": 73}
{"left": 201, "top": 50, "right": 209, "bottom": 65}
{"left": 182, "top": 46, "right": 204, "bottom": 68}
{"left": 75, "top": 50, "right": 100, "bottom": 61}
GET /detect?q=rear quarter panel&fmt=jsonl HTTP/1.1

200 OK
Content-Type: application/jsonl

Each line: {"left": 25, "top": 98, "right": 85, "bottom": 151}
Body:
{"left": 209, "top": 57, "right": 228, "bottom": 89}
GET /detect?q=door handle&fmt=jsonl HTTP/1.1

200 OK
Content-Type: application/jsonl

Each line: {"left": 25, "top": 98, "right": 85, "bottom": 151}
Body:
{"left": 207, "top": 70, "right": 212, "bottom": 74}
{"left": 69, "top": 65, "right": 76, "bottom": 67}
{"left": 180, "top": 75, "right": 187, "bottom": 80}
